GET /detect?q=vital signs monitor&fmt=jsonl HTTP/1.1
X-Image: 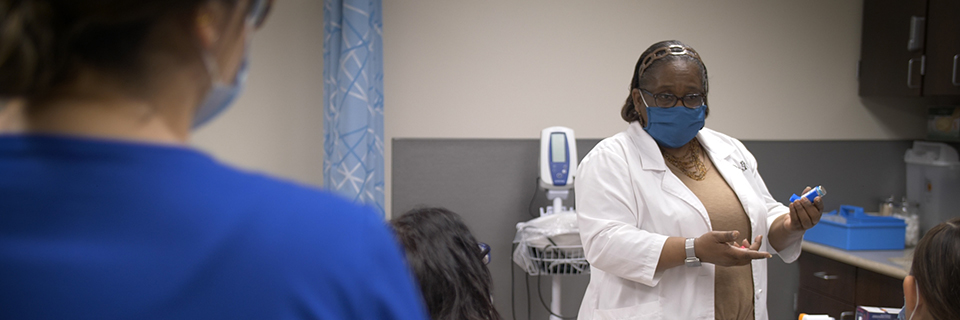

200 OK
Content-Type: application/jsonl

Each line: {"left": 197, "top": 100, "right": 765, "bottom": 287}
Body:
{"left": 539, "top": 126, "right": 577, "bottom": 190}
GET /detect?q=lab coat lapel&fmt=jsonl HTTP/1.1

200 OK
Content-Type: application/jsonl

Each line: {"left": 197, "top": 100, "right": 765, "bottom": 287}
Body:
{"left": 660, "top": 168, "right": 712, "bottom": 228}
{"left": 627, "top": 123, "right": 711, "bottom": 226}
{"left": 699, "top": 130, "right": 759, "bottom": 227}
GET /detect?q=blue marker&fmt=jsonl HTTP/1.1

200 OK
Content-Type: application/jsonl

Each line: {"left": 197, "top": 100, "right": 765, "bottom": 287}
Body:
{"left": 790, "top": 186, "right": 826, "bottom": 203}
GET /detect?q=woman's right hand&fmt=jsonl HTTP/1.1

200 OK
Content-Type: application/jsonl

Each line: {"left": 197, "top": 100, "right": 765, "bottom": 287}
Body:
{"left": 693, "top": 231, "right": 772, "bottom": 266}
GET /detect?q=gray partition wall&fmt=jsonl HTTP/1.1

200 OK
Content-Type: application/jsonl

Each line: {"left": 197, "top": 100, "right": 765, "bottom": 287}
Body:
{"left": 392, "top": 138, "right": 913, "bottom": 320}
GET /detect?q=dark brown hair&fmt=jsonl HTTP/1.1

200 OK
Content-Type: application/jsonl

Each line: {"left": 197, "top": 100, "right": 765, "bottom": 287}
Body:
{"left": 0, "top": 0, "right": 232, "bottom": 99}
{"left": 911, "top": 217, "right": 960, "bottom": 320}
{"left": 391, "top": 207, "right": 503, "bottom": 320}
{"left": 620, "top": 40, "right": 710, "bottom": 123}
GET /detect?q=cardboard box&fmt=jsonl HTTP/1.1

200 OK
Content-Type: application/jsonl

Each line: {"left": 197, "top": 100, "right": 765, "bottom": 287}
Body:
{"left": 856, "top": 306, "right": 900, "bottom": 320}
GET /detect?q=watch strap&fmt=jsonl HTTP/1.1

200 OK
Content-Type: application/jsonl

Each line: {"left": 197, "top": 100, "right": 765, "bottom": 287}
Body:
{"left": 684, "top": 237, "right": 701, "bottom": 267}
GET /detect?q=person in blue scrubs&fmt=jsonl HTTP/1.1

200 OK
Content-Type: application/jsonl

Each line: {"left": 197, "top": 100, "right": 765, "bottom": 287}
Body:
{"left": 0, "top": 1, "right": 427, "bottom": 319}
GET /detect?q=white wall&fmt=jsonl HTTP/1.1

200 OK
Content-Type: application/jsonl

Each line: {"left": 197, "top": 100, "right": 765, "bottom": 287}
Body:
{"left": 185, "top": 0, "right": 931, "bottom": 215}
{"left": 382, "top": 0, "right": 928, "bottom": 215}
{"left": 383, "top": 0, "right": 927, "bottom": 141}
{"left": 192, "top": 0, "right": 325, "bottom": 187}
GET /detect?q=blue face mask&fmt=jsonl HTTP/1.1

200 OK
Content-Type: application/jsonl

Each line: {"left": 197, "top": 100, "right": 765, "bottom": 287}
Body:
{"left": 192, "top": 49, "right": 250, "bottom": 129}
{"left": 643, "top": 105, "right": 706, "bottom": 149}
{"left": 192, "top": 0, "right": 263, "bottom": 130}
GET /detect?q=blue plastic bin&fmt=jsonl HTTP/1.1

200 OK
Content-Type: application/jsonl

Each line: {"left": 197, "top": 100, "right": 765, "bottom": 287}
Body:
{"left": 803, "top": 205, "right": 906, "bottom": 250}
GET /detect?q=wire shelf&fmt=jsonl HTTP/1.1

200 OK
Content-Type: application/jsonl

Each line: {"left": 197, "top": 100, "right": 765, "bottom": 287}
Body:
{"left": 521, "top": 245, "right": 589, "bottom": 276}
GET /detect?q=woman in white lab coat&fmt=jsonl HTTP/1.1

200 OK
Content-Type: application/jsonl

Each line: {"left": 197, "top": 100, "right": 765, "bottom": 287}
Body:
{"left": 575, "top": 40, "right": 824, "bottom": 320}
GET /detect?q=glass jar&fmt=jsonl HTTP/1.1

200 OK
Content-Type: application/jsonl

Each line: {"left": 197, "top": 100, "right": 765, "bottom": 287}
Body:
{"left": 893, "top": 197, "right": 920, "bottom": 247}
{"left": 878, "top": 195, "right": 897, "bottom": 216}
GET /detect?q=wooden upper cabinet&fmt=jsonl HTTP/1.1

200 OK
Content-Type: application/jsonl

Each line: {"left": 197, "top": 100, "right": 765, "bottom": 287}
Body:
{"left": 859, "top": 0, "right": 928, "bottom": 97}
{"left": 860, "top": 0, "right": 960, "bottom": 97}
{"left": 922, "top": 0, "right": 960, "bottom": 96}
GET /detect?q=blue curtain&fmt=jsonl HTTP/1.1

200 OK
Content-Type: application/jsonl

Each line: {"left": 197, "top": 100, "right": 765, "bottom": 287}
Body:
{"left": 323, "top": 0, "right": 384, "bottom": 216}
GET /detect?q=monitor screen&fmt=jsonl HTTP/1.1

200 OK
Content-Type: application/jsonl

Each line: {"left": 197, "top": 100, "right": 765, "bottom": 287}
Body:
{"left": 551, "top": 133, "right": 566, "bottom": 163}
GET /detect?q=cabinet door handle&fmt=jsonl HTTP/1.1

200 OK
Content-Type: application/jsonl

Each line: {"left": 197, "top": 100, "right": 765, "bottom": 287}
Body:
{"left": 952, "top": 54, "right": 959, "bottom": 86}
{"left": 907, "top": 57, "right": 924, "bottom": 89}
{"left": 908, "top": 16, "right": 925, "bottom": 51}
{"left": 813, "top": 271, "right": 838, "bottom": 280}
{"left": 908, "top": 58, "right": 918, "bottom": 88}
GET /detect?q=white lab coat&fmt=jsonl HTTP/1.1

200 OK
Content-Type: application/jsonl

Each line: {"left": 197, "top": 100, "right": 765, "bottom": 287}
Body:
{"left": 575, "top": 122, "right": 802, "bottom": 320}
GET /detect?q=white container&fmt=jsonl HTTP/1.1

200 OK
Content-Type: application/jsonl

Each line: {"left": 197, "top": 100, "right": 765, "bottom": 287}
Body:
{"left": 904, "top": 141, "right": 960, "bottom": 234}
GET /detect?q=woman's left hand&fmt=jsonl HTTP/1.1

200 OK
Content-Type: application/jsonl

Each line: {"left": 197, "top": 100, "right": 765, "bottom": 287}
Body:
{"left": 783, "top": 186, "right": 824, "bottom": 231}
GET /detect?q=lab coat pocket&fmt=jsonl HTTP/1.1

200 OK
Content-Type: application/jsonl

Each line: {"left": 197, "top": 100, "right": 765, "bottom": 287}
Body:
{"left": 593, "top": 300, "right": 661, "bottom": 320}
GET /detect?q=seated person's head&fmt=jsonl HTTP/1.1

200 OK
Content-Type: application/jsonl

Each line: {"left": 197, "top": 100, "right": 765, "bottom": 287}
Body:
{"left": 391, "top": 207, "right": 502, "bottom": 320}
{"left": 903, "top": 217, "right": 960, "bottom": 320}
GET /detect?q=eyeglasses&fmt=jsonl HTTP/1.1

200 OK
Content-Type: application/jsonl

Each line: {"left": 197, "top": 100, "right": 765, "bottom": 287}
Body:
{"left": 638, "top": 88, "right": 705, "bottom": 108}
{"left": 246, "top": 0, "right": 274, "bottom": 29}
{"left": 478, "top": 242, "right": 491, "bottom": 265}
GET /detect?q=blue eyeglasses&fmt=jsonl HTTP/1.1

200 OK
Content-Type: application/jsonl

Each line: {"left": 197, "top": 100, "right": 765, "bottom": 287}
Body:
{"left": 478, "top": 242, "right": 491, "bottom": 265}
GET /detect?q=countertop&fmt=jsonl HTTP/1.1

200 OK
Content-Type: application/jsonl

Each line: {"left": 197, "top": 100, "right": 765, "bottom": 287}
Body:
{"left": 801, "top": 241, "right": 913, "bottom": 279}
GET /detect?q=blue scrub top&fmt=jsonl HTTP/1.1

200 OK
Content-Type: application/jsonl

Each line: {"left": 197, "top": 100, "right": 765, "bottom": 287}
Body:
{"left": 0, "top": 135, "right": 427, "bottom": 320}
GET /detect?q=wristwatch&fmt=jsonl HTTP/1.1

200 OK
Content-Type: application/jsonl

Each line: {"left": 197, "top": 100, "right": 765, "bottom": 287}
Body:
{"left": 685, "top": 238, "right": 701, "bottom": 267}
